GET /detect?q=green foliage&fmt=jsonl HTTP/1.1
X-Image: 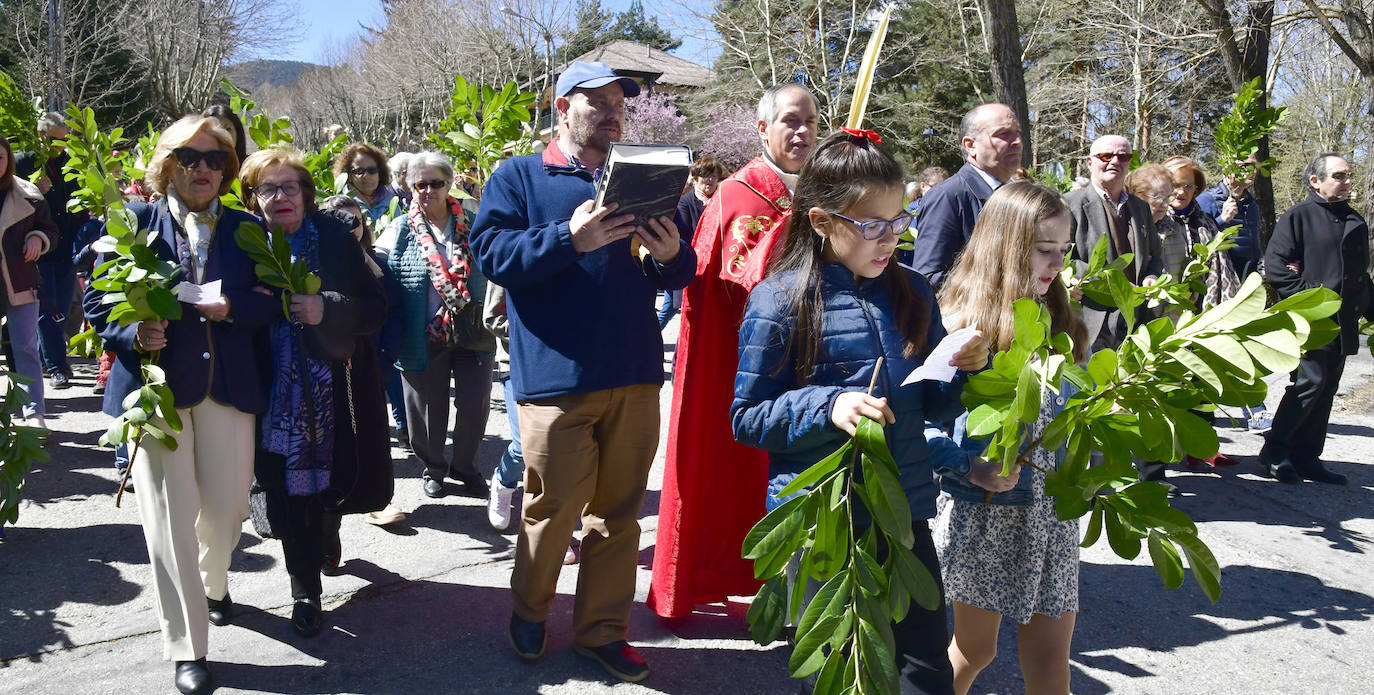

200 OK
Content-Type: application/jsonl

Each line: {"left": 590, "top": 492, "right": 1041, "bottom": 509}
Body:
{"left": 0, "top": 69, "right": 50, "bottom": 183}
{"left": 1213, "top": 77, "right": 1285, "bottom": 180}
{"left": 221, "top": 78, "right": 293, "bottom": 150}
{"left": 964, "top": 276, "right": 1341, "bottom": 603}
{"left": 303, "top": 134, "right": 350, "bottom": 201}
{"left": 427, "top": 77, "right": 536, "bottom": 186}
{"left": 60, "top": 105, "right": 127, "bottom": 218}
{"left": 0, "top": 371, "right": 51, "bottom": 526}
{"left": 743, "top": 418, "right": 939, "bottom": 695}
{"left": 234, "top": 223, "right": 322, "bottom": 320}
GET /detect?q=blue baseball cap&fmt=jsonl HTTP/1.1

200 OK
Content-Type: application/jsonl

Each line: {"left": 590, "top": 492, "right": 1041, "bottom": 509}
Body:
{"left": 555, "top": 61, "right": 641, "bottom": 98}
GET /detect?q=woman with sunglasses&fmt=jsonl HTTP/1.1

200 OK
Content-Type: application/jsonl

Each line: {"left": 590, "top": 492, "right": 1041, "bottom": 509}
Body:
{"left": 332, "top": 142, "right": 399, "bottom": 229}
{"left": 239, "top": 147, "right": 390, "bottom": 637}
{"left": 375, "top": 151, "right": 494, "bottom": 501}
{"left": 82, "top": 115, "right": 280, "bottom": 695}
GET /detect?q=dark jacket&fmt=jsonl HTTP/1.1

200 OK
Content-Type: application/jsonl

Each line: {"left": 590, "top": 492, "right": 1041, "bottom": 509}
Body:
{"left": 15, "top": 150, "right": 87, "bottom": 266}
{"left": 84, "top": 199, "right": 280, "bottom": 417}
{"left": 0, "top": 178, "right": 57, "bottom": 306}
{"left": 1265, "top": 192, "right": 1374, "bottom": 355}
{"left": 675, "top": 191, "right": 706, "bottom": 246}
{"left": 731, "top": 263, "right": 967, "bottom": 521}
{"left": 1195, "top": 181, "right": 1261, "bottom": 271}
{"left": 469, "top": 142, "right": 695, "bottom": 401}
{"left": 254, "top": 212, "right": 392, "bottom": 516}
{"left": 1065, "top": 185, "right": 1163, "bottom": 350}
{"left": 909, "top": 163, "right": 996, "bottom": 287}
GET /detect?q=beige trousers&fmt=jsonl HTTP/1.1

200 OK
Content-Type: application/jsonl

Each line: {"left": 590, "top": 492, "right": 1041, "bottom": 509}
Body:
{"left": 511, "top": 384, "right": 661, "bottom": 647}
{"left": 130, "top": 397, "right": 255, "bottom": 661}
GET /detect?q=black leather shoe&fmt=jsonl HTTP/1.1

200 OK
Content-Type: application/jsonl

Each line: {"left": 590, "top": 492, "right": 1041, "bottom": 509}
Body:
{"left": 509, "top": 614, "right": 546, "bottom": 661}
{"left": 174, "top": 658, "right": 212, "bottom": 695}
{"left": 1266, "top": 460, "right": 1300, "bottom": 484}
{"left": 575, "top": 640, "right": 650, "bottom": 683}
{"left": 449, "top": 469, "right": 490, "bottom": 496}
{"left": 291, "top": 598, "right": 323, "bottom": 637}
{"left": 207, "top": 594, "right": 234, "bottom": 626}
{"left": 1296, "top": 461, "right": 1348, "bottom": 485}
{"left": 422, "top": 477, "right": 445, "bottom": 498}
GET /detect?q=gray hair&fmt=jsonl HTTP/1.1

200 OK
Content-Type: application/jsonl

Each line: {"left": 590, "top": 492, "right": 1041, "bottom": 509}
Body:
{"left": 37, "top": 111, "right": 67, "bottom": 134}
{"left": 756, "top": 83, "right": 818, "bottom": 125}
{"left": 406, "top": 151, "right": 455, "bottom": 184}
{"left": 1303, "top": 152, "right": 1345, "bottom": 190}
{"left": 388, "top": 152, "right": 413, "bottom": 187}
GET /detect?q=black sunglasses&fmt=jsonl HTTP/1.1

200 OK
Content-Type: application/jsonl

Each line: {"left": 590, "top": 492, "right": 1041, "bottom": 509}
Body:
{"left": 172, "top": 147, "right": 230, "bottom": 171}
{"left": 350, "top": 166, "right": 379, "bottom": 177}
{"left": 412, "top": 179, "right": 449, "bottom": 191}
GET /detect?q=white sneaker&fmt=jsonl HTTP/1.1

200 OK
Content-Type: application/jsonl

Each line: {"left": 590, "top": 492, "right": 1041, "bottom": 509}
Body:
{"left": 488, "top": 473, "right": 520, "bottom": 532}
{"left": 1249, "top": 410, "right": 1274, "bottom": 433}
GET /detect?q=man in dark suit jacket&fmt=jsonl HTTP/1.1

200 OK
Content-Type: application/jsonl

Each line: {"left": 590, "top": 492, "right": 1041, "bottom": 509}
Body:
{"left": 1260, "top": 153, "right": 1372, "bottom": 485}
{"left": 1066, "top": 135, "right": 1165, "bottom": 483}
{"left": 909, "top": 103, "right": 1022, "bottom": 287}
{"left": 1065, "top": 134, "right": 1162, "bottom": 352}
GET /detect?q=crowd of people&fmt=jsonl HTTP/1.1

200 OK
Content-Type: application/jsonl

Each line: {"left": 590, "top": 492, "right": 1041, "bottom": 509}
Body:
{"left": 0, "top": 57, "right": 1370, "bottom": 695}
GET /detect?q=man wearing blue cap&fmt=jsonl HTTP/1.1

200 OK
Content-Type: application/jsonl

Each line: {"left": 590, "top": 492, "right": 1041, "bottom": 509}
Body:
{"left": 471, "top": 61, "right": 695, "bottom": 683}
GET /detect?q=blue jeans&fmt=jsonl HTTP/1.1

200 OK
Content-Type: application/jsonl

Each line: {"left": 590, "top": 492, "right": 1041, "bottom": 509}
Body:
{"left": 493, "top": 375, "right": 524, "bottom": 488}
{"left": 4, "top": 301, "right": 45, "bottom": 417}
{"left": 380, "top": 356, "right": 406, "bottom": 430}
{"left": 114, "top": 443, "right": 130, "bottom": 473}
{"left": 36, "top": 261, "right": 76, "bottom": 376}
{"left": 657, "top": 289, "right": 681, "bottom": 329}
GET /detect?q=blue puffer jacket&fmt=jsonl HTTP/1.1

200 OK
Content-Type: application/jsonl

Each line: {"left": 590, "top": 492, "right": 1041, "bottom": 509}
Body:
{"left": 930, "top": 379, "right": 1081, "bottom": 506}
{"left": 732, "top": 263, "right": 968, "bottom": 521}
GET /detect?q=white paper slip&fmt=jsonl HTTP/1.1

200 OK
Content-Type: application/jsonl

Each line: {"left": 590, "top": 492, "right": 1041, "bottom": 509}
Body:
{"left": 174, "top": 279, "right": 222, "bottom": 304}
{"left": 901, "top": 326, "right": 980, "bottom": 385}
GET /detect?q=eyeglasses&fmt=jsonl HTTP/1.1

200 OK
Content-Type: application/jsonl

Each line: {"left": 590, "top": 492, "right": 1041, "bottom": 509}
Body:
{"left": 412, "top": 179, "right": 449, "bottom": 191}
{"left": 830, "top": 211, "right": 914, "bottom": 240}
{"left": 1092, "top": 152, "right": 1131, "bottom": 163}
{"left": 1144, "top": 194, "right": 1170, "bottom": 203}
{"left": 1328, "top": 171, "right": 1353, "bottom": 182}
{"left": 1172, "top": 182, "right": 1198, "bottom": 192}
{"left": 172, "top": 147, "right": 230, "bottom": 171}
{"left": 252, "top": 181, "right": 302, "bottom": 200}
{"left": 350, "top": 166, "right": 379, "bottom": 177}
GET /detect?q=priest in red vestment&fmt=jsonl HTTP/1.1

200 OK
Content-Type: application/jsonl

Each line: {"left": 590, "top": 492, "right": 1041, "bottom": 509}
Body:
{"left": 649, "top": 84, "right": 819, "bottom": 618}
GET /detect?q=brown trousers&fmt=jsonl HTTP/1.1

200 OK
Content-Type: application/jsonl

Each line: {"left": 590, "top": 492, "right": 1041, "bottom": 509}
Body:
{"left": 511, "top": 384, "right": 660, "bottom": 647}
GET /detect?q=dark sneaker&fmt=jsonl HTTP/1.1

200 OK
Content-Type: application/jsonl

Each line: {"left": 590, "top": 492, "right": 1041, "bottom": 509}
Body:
{"left": 49, "top": 372, "right": 70, "bottom": 390}
{"left": 575, "top": 640, "right": 650, "bottom": 683}
{"left": 509, "top": 614, "right": 546, "bottom": 661}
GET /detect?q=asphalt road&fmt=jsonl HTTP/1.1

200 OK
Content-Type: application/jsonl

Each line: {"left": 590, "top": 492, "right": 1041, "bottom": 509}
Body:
{"left": 3, "top": 327, "right": 1372, "bottom": 695}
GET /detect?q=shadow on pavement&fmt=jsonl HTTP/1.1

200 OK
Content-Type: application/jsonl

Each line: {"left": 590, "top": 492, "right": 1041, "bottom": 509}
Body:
{"left": 220, "top": 559, "right": 783, "bottom": 694}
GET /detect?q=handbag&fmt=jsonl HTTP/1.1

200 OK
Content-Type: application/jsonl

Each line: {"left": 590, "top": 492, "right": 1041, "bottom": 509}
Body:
{"left": 451, "top": 300, "right": 497, "bottom": 352}
{"left": 248, "top": 479, "right": 288, "bottom": 539}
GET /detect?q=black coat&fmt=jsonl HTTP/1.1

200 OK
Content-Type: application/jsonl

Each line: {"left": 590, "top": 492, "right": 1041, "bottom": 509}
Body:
{"left": 1265, "top": 192, "right": 1374, "bottom": 355}
{"left": 15, "top": 150, "right": 88, "bottom": 264}
{"left": 84, "top": 200, "right": 281, "bottom": 418}
{"left": 254, "top": 212, "right": 392, "bottom": 518}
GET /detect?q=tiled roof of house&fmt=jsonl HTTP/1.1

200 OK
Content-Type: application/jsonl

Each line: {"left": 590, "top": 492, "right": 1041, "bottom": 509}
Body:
{"left": 565, "top": 39, "right": 715, "bottom": 88}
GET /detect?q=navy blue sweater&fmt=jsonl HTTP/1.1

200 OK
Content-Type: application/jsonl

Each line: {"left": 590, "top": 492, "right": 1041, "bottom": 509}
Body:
{"left": 469, "top": 146, "right": 695, "bottom": 400}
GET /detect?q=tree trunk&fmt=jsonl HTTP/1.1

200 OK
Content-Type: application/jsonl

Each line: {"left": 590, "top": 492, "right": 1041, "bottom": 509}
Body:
{"left": 979, "top": 0, "right": 1033, "bottom": 168}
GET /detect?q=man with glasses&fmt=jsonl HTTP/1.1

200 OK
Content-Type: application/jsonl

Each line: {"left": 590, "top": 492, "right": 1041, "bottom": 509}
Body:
{"left": 470, "top": 61, "right": 694, "bottom": 684}
{"left": 1066, "top": 135, "right": 1162, "bottom": 352}
{"left": 910, "top": 103, "right": 1022, "bottom": 287}
{"left": 1260, "top": 152, "right": 1372, "bottom": 485}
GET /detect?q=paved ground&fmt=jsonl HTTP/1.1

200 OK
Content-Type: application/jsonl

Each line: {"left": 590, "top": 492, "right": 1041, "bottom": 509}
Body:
{"left": 3, "top": 324, "right": 1373, "bottom": 695}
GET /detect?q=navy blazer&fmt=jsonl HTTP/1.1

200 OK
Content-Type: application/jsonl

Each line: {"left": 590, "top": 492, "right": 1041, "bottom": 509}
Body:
{"left": 909, "top": 163, "right": 995, "bottom": 288}
{"left": 84, "top": 199, "right": 280, "bottom": 417}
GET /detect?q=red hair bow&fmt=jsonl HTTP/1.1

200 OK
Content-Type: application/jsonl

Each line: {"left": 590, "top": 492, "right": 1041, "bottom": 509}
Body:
{"left": 840, "top": 127, "right": 882, "bottom": 144}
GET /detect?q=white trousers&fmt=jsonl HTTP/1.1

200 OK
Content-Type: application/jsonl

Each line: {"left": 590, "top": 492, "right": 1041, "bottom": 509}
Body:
{"left": 130, "top": 397, "right": 254, "bottom": 661}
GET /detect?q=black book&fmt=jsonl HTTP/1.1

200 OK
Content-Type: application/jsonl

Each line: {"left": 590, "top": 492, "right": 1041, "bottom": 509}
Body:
{"left": 594, "top": 143, "right": 693, "bottom": 225}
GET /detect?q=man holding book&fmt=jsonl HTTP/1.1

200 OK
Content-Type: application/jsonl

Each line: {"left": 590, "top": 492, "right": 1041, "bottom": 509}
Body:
{"left": 470, "top": 61, "right": 695, "bottom": 684}
{"left": 649, "top": 83, "right": 819, "bottom": 619}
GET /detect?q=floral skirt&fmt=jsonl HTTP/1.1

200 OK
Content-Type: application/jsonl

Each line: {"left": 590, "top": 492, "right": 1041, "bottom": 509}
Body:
{"left": 932, "top": 482, "right": 1080, "bottom": 624}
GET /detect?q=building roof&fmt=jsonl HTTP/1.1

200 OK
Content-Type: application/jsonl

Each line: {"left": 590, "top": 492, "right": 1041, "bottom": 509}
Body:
{"left": 565, "top": 40, "right": 715, "bottom": 88}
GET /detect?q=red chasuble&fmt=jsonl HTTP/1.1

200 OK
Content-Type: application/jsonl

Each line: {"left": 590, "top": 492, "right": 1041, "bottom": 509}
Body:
{"left": 648, "top": 156, "right": 793, "bottom": 618}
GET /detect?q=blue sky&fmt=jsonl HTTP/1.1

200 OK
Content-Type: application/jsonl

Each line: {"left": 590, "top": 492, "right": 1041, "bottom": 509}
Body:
{"left": 282, "top": 0, "right": 720, "bottom": 66}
